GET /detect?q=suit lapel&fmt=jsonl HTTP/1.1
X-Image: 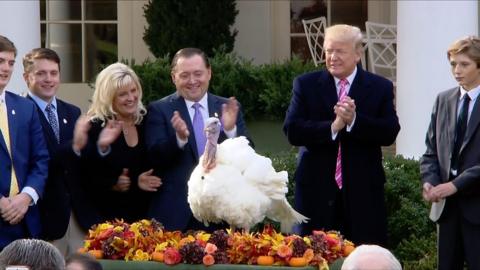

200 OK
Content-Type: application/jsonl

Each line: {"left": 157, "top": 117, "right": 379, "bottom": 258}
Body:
{"left": 207, "top": 94, "right": 222, "bottom": 118}
{"left": 4, "top": 93, "right": 18, "bottom": 156}
{"left": 56, "top": 101, "right": 70, "bottom": 144}
{"left": 348, "top": 68, "right": 373, "bottom": 105}
{"left": 317, "top": 72, "right": 338, "bottom": 112}
{"left": 461, "top": 93, "right": 480, "bottom": 153}
{"left": 27, "top": 95, "right": 57, "bottom": 148}
{"left": 446, "top": 89, "right": 459, "bottom": 155}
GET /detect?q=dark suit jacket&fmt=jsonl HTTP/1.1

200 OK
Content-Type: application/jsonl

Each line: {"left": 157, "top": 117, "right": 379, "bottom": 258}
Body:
{"left": 0, "top": 91, "right": 49, "bottom": 239}
{"left": 420, "top": 87, "right": 480, "bottom": 224}
{"left": 145, "top": 92, "right": 251, "bottom": 231}
{"left": 28, "top": 96, "right": 81, "bottom": 240}
{"left": 283, "top": 68, "right": 400, "bottom": 245}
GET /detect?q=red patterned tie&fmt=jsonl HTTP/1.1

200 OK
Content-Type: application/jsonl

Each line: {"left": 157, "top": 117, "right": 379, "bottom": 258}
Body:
{"left": 335, "top": 79, "right": 349, "bottom": 189}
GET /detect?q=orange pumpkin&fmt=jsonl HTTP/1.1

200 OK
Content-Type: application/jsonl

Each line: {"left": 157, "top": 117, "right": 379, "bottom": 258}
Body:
{"left": 88, "top": 249, "right": 103, "bottom": 259}
{"left": 289, "top": 257, "right": 308, "bottom": 267}
{"left": 343, "top": 245, "right": 355, "bottom": 257}
{"left": 152, "top": 251, "right": 164, "bottom": 262}
{"left": 257, "top": 255, "right": 275, "bottom": 266}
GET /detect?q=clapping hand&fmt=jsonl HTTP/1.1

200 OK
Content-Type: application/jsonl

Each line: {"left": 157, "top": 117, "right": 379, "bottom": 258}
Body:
{"left": 138, "top": 169, "right": 162, "bottom": 192}
{"left": 72, "top": 115, "right": 91, "bottom": 152}
{"left": 221, "top": 97, "right": 239, "bottom": 131}
{"left": 98, "top": 120, "right": 123, "bottom": 152}
{"left": 334, "top": 96, "right": 356, "bottom": 125}
{"left": 171, "top": 111, "right": 190, "bottom": 140}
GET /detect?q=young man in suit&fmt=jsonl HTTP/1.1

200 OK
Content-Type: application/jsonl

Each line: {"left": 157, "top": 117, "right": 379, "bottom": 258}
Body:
{"left": 283, "top": 24, "right": 400, "bottom": 245}
{"left": 421, "top": 36, "right": 480, "bottom": 270}
{"left": 145, "top": 47, "right": 252, "bottom": 231}
{"left": 0, "top": 35, "right": 49, "bottom": 248}
{"left": 23, "top": 48, "right": 81, "bottom": 256}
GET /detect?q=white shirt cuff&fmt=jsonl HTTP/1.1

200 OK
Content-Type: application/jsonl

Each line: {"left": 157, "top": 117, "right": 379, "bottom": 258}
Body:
{"left": 346, "top": 113, "right": 356, "bottom": 132}
{"left": 331, "top": 128, "right": 338, "bottom": 140}
{"left": 21, "top": 187, "right": 39, "bottom": 205}
{"left": 224, "top": 125, "right": 237, "bottom": 138}
{"left": 176, "top": 134, "right": 188, "bottom": 148}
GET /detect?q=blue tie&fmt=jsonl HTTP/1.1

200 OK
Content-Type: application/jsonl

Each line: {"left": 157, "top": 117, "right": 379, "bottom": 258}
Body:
{"left": 45, "top": 104, "right": 60, "bottom": 143}
{"left": 192, "top": 103, "right": 206, "bottom": 156}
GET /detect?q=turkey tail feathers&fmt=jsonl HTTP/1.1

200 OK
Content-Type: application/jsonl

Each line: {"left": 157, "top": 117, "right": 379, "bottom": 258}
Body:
{"left": 267, "top": 199, "right": 309, "bottom": 233}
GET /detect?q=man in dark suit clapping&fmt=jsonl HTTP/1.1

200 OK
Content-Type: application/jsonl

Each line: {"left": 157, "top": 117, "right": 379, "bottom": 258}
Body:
{"left": 283, "top": 24, "right": 400, "bottom": 245}
{"left": 421, "top": 36, "right": 480, "bottom": 270}
{"left": 23, "top": 48, "right": 81, "bottom": 256}
{"left": 145, "top": 48, "right": 252, "bottom": 231}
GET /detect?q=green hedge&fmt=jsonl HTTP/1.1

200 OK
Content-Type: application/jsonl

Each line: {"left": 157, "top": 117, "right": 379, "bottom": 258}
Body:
{"left": 268, "top": 151, "right": 436, "bottom": 269}
{"left": 131, "top": 52, "right": 317, "bottom": 120}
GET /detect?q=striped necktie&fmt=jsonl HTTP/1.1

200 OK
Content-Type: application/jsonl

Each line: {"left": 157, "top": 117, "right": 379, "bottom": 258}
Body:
{"left": 335, "top": 79, "right": 349, "bottom": 189}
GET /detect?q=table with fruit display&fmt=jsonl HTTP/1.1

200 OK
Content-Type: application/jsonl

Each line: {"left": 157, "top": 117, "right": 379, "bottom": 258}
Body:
{"left": 82, "top": 220, "right": 353, "bottom": 270}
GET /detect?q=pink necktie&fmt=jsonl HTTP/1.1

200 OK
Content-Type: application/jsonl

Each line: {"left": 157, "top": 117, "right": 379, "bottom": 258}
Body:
{"left": 335, "top": 79, "right": 348, "bottom": 189}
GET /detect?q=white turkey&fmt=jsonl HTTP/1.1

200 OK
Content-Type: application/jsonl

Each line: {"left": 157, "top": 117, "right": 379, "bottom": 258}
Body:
{"left": 188, "top": 117, "right": 308, "bottom": 232}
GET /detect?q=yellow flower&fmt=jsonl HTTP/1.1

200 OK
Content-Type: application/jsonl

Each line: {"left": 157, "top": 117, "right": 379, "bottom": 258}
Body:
{"left": 155, "top": 242, "right": 169, "bottom": 252}
{"left": 318, "top": 258, "right": 329, "bottom": 270}
{"left": 132, "top": 249, "right": 151, "bottom": 261}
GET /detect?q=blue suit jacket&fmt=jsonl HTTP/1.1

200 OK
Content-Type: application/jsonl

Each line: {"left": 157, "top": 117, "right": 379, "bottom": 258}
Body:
{"left": 283, "top": 68, "right": 400, "bottom": 245}
{"left": 0, "top": 91, "right": 49, "bottom": 239}
{"left": 28, "top": 96, "right": 81, "bottom": 240}
{"left": 145, "top": 92, "right": 251, "bottom": 231}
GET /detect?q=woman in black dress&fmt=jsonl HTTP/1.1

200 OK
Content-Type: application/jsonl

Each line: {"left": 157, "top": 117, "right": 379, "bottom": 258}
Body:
{"left": 71, "top": 63, "right": 161, "bottom": 227}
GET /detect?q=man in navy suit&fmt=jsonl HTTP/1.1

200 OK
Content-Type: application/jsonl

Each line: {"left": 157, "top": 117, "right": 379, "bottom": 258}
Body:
{"left": 145, "top": 48, "right": 252, "bottom": 231}
{"left": 23, "top": 48, "right": 81, "bottom": 255}
{"left": 283, "top": 25, "right": 400, "bottom": 245}
{"left": 0, "top": 35, "right": 49, "bottom": 249}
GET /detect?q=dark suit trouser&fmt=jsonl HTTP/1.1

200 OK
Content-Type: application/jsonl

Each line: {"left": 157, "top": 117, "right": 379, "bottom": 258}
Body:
{"left": 0, "top": 221, "right": 29, "bottom": 250}
{"left": 438, "top": 196, "right": 480, "bottom": 270}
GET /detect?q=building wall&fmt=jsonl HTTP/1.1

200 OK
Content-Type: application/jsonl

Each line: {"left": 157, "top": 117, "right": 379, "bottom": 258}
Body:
{"left": 60, "top": 0, "right": 153, "bottom": 112}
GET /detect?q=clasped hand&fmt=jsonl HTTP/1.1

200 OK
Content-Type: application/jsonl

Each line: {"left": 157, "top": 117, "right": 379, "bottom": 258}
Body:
{"left": 332, "top": 96, "right": 356, "bottom": 133}
{"left": 422, "top": 182, "right": 457, "bottom": 202}
{"left": 0, "top": 193, "right": 31, "bottom": 225}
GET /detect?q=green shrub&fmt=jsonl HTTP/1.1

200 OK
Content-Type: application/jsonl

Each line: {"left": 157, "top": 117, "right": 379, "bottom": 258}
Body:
{"left": 143, "top": 0, "right": 238, "bottom": 57}
{"left": 130, "top": 56, "right": 173, "bottom": 104}
{"left": 383, "top": 156, "right": 436, "bottom": 268}
{"left": 257, "top": 58, "right": 317, "bottom": 120}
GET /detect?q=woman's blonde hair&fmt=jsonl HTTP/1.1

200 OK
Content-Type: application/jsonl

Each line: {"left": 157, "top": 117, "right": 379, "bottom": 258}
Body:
{"left": 87, "top": 62, "right": 146, "bottom": 124}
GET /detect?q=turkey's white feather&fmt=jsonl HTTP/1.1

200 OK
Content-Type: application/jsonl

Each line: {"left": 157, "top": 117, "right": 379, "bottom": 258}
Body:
{"left": 188, "top": 135, "right": 308, "bottom": 232}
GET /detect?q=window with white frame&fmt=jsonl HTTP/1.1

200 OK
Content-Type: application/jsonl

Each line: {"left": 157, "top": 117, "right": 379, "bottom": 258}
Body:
{"left": 40, "top": 0, "right": 118, "bottom": 83}
{"left": 290, "top": 0, "right": 367, "bottom": 60}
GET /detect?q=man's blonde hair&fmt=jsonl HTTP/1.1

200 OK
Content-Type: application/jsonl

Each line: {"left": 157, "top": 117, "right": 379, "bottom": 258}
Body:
{"left": 87, "top": 62, "right": 146, "bottom": 124}
{"left": 447, "top": 36, "right": 480, "bottom": 68}
{"left": 325, "top": 24, "right": 363, "bottom": 52}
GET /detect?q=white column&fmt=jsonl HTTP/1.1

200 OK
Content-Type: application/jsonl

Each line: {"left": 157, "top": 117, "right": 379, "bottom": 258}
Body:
{"left": 396, "top": 1, "right": 478, "bottom": 159}
{"left": 0, "top": 0, "right": 40, "bottom": 94}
